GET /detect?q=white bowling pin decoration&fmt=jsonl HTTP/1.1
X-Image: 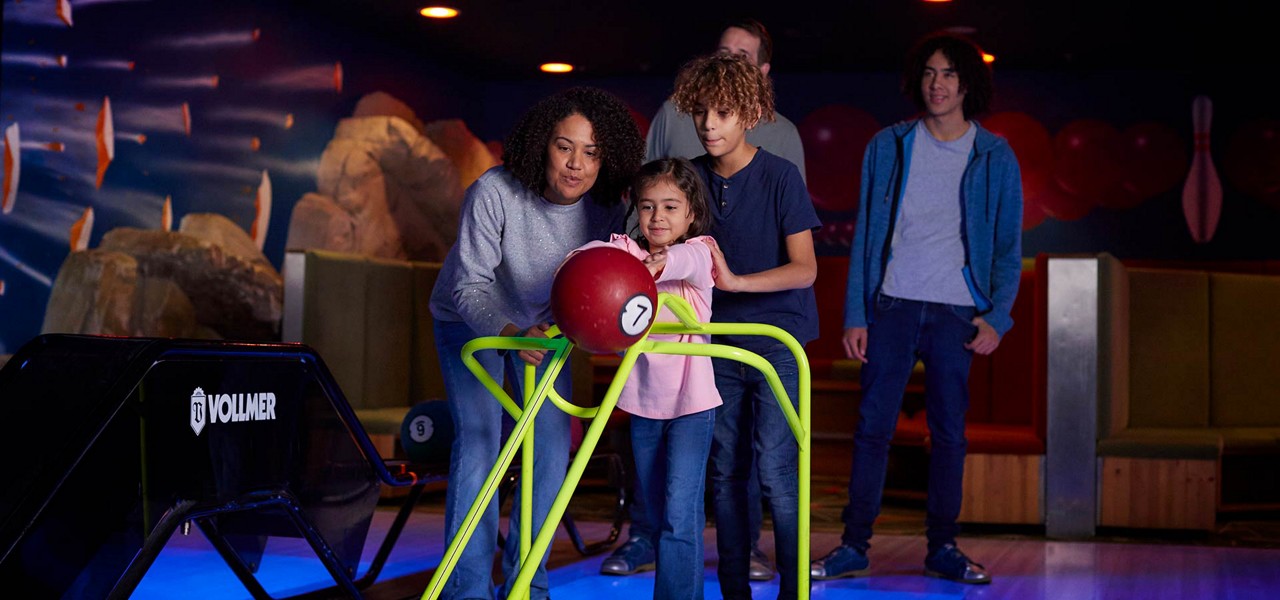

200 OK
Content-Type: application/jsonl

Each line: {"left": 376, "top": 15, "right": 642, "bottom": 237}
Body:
{"left": 1182, "top": 95, "right": 1223, "bottom": 244}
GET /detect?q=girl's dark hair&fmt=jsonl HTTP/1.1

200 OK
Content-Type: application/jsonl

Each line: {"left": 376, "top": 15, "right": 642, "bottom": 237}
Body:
{"left": 626, "top": 158, "right": 712, "bottom": 250}
{"left": 502, "top": 86, "right": 645, "bottom": 206}
{"left": 902, "top": 32, "right": 993, "bottom": 118}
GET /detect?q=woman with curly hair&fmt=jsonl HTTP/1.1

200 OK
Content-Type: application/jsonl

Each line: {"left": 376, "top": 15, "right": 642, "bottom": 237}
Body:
{"left": 428, "top": 86, "right": 644, "bottom": 600}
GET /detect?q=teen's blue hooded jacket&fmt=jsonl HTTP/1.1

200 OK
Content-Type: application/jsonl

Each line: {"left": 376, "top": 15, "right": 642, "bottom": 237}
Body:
{"left": 844, "top": 119, "right": 1023, "bottom": 336}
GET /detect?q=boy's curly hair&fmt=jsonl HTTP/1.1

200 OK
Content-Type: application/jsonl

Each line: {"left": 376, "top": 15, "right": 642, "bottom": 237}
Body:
{"left": 502, "top": 86, "right": 645, "bottom": 206}
{"left": 670, "top": 53, "right": 774, "bottom": 130}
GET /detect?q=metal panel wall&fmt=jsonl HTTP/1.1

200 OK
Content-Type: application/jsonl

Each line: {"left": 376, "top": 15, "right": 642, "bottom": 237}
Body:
{"left": 1045, "top": 257, "right": 1099, "bottom": 538}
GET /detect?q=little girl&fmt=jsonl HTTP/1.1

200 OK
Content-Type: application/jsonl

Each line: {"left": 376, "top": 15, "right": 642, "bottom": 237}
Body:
{"left": 571, "top": 157, "right": 719, "bottom": 599}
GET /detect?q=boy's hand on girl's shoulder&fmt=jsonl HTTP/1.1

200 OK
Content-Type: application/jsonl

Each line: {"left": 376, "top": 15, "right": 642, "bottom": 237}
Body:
{"left": 705, "top": 238, "right": 741, "bottom": 292}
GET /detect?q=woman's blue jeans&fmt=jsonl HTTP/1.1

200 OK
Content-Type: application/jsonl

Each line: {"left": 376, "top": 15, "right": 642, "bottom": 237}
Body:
{"left": 435, "top": 319, "right": 571, "bottom": 600}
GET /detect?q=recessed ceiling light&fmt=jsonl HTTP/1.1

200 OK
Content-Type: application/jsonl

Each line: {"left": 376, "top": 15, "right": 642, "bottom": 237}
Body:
{"left": 540, "top": 63, "right": 573, "bottom": 74}
{"left": 983, "top": 53, "right": 996, "bottom": 64}
{"left": 420, "top": 6, "right": 458, "bottom": 19}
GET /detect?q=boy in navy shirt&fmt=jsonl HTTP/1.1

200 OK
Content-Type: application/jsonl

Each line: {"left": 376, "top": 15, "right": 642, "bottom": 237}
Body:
{"left": 672, "top": 52, "right": 820, "bottom": 600}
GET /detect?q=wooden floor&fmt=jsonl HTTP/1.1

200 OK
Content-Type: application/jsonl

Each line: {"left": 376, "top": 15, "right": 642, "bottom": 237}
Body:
{"left": 128, "top": 436, "right": 1280, "bottom": 599}
{"left": 130, "top": 499, "right": 1280, "bottom": 600}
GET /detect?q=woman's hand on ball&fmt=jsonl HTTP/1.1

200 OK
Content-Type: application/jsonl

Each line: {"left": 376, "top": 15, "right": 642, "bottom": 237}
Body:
{"left": 503, "top": 322, "right": 551, "bottom": 365}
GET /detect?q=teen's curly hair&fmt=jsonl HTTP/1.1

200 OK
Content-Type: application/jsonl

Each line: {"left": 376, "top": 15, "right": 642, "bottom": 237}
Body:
{"left": 670, "top": 53, "right": 774, "bottom": 130}
{"left": 903, "top": 32, "right": 993, "bottom": 118}
{"left": 502, "top": 86, "right": 644, "bottom": 206}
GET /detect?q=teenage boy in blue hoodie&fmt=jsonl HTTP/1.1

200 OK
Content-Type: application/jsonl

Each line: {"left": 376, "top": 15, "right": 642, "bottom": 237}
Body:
{"left": 811, "top": 32, "right": 1023, "bottom": 585}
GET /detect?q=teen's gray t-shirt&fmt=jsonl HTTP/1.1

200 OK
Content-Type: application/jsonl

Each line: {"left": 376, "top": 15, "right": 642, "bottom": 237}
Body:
{"left": 882, "top": 122, "right": 977, "bottom": 307}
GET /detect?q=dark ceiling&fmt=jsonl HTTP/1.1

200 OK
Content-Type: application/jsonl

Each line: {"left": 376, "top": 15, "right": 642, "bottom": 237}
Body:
{"left": 309, "top": 1, "right": 1246, "bottom": 79}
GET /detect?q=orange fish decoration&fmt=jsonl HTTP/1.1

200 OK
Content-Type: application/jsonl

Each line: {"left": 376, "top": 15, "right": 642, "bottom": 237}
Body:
{"left": 56, "top": 0, "right": 72, "bottom": 27}
{"left": 284, "top": 113, "right": 294, "bottom": 129}
{"left": 252, "top": 170, "right": 271, "bottom": 250}
{"left": 70, "top": 206, "right": 94, "bottom": 251}
{"left": 3, "top": 123, "right": 18, "bottom": 214}
{"left": 95, "top": 97, "right": 114, "bottom": 189}
{"left": 161, "top": 195, "right": 173, "bottom": 231}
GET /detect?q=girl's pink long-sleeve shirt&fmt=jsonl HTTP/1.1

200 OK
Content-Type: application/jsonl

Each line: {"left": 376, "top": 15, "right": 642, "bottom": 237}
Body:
{"left": 573, "top": 234, "right": 722, "bottom": 419}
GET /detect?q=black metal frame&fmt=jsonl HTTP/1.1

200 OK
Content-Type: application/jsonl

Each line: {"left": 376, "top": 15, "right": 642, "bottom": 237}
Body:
{"left": 1, "top": 336, "right": 630, "bottom": 599}
{"left": 104, "top": 477, "right": 440, "bottom": 600}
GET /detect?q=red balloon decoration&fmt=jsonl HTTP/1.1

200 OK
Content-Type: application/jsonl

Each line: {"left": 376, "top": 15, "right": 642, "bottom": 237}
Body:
{"left": 798, "top": 104, "right": 880, "bottom": 213}
{"left": 627, "top": 106, "right": 651, "bottom": 139}
{"left": 1103, "top": 122, "right": 1188, "bottom": 210}
{"left": 984, "top": 111, "right": 1055, "bottom": 229}
{"left": 1223, "top": 119, "right": 1280, "bottom": 212}
{"left": 1022, "top": 195, "right": 1047, "bottom": 230}
{"left": 1053, "top": 119, "right": 1122, "bottom": 203}
{"left": 983, "top": 112, "right": 1052, "bottom": 176}
{"left": 1026, "top": 169, "right": 1092, "bottom": 221}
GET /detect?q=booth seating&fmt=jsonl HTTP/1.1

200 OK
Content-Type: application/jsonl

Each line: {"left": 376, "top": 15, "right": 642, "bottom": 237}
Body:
{"left": 590, "top": 255, "right": 1049, "bottom": 524}
{"left": 808, "top": 256, "right": 1047, "bottom": 525}
{"left": 599, "top": 254, "right": 1049, "bottom": 521}
{"left": 1096, "top": 259, "right": 1280, "bottom": 529}
{"left": 282, "top": 249, "right": 447, "bottom": 460}
{"left": 295, "top": 243, "right": 1051, "bottom": 526}
{"left": 283, "top": 249, "right": 604, "bottom": 452}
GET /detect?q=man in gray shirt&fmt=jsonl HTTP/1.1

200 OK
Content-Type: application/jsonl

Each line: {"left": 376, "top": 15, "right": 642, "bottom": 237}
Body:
{"left": 645, "top": 18, "right": 806, "bottom": 182}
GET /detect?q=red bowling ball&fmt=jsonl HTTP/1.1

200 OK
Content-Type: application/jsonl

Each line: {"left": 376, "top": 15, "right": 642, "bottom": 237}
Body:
{"left": 551, "top": 247, "right": 658, "bottom": 354}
